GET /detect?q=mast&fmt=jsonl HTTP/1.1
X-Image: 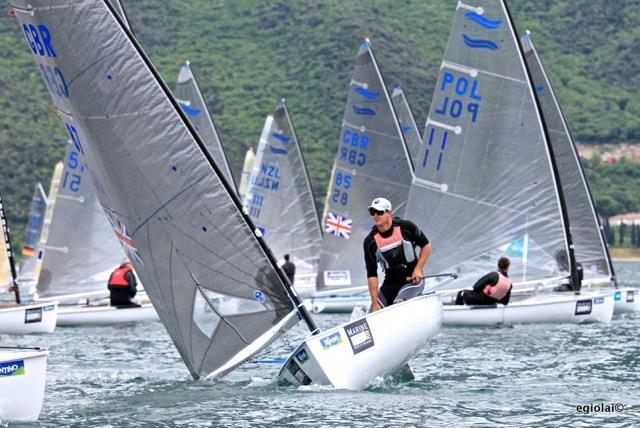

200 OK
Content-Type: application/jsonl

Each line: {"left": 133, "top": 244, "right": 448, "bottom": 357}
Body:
{"left": 503, "top": 0, "right": 581, "bottom": 291}
{"left": 103, "top": 0, "right": 318, "bottom": 333}
{"left": 523, "top": 31, "right": 617, "bottom": 287}
{"left": 0, "top": 192, "right": 20, "bottom": 304}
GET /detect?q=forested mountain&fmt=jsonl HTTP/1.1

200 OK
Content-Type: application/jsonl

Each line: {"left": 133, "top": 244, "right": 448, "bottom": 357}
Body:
{"left": 1, "top": 0, "right": 638, "bottom": 252}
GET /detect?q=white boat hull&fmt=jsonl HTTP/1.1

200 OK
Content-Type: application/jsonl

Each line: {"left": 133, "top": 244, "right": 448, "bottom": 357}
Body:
{"left": 612, "top": 288, "right": 640, "bottom": 314}
{"left": 0, "top": 347, "right": 48, "bottom": 422}
{"left": 57, "top": 303, "right": 159, "bottom": 326}
{"left": 278, "top": 294, "right": 442, "bottom": 390}
{"left": 0, "top": 302, "right": 58, "bottom": 334}
{"left": 443, "top": 291, "right": 614, "bottom": 326}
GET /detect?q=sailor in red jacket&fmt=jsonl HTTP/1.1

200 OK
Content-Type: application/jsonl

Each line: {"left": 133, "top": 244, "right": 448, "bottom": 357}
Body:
{"left": 455, "top": 257, "right": 512, "bottom": 305}
{"left": 107, "top": 260, "right": 139, "bottom": 307}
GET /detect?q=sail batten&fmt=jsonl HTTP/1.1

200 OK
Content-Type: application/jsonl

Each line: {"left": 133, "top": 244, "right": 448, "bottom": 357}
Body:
{"left": 12, "top": 0, "right": 314, "bottom": 380}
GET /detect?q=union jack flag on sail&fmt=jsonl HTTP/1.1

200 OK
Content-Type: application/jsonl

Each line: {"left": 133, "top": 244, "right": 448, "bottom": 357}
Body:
{"left": 325, "top": 212, "right": 352, "bottom": 240}
{"left": 106, "top": 213, "right": 143, "bottom": 264}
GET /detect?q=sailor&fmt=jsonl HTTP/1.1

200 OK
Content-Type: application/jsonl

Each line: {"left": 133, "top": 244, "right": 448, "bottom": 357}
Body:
{"left": 455, "top": 257, "right": 512, "bottom": 305}
{"left": 281, "top": 254, "right": 296, "bottom": 285}
{"left": 107, "top": 260, "right": 139, "bottom": 307}
{"left": 363, "top": 197, "right": 432, "bottom": 311}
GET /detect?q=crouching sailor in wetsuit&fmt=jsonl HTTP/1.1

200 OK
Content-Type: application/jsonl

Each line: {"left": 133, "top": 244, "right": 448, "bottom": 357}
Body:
{"left": 107, "top": 260, "right": 140, "bottom": 307}
{"left": 363, "top": 197, "right": 432, "bottom": 312}
{"left": 455, "top": 257, "right": 512, "bottom": 306}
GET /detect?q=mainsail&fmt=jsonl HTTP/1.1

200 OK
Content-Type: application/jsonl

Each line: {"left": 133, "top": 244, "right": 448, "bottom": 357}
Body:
{"left": 18, "top": 183, "right": 47, "bottom": 280}
{"left": 243, "top": 99, "right": 322, "bottom": 276}
{"left": 107, "top": 0, "right": 132, "bottom": 31}
{"left": 317, "top": 39, "right": 414, "bottom": 288}
{"left": 238, "top": 147, "right": 255, "bottom": 199}
{"left": 12, "top": 0, "right": 315, "bottom": 379}
{"left": 175, "top": 60, "right": 236, "bottom": 190}
{"left": 391, "top": 86, "right": 422, "bottom": 169}
{"left": 521, "top": 32, "right": 615, "bottom": 284}
{"left": 404, "top": 0, "right": 573, "bottom": 290}
{"left": 36, "top": 144, "right": 125, "bottom": 298}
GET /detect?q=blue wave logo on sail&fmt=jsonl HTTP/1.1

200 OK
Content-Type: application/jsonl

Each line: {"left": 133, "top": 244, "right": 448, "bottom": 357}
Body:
{"left": 462, "top": 34, "right": 499, "bottom": 51}
{"left": 536, "top": 85, "right": 545, "bottom": 93}
{"left": 0, "top": 360, "right": 25, "bottom": 377}
{"left": 179, "top": 102, "right": 202, "bottom": 117}
{"left": 354, "top": 87, "right": 380, "bottom": 100}
{"left": 271, "top": 132, "right": 290, "bottom": 143}
{"left": 402, "top": 125, "right": 413, "bottom": 134}
{"left": 320, "top": 332, "right": 343, "bottom": 350}
{"left": 269, "top": 146, "right": 288, "bottom": 155}
{"left": 352, "top": 105, "right": 376, "bottom": 116}
{"left": 464, "top": 12, "right": 502, "bottom": 30}
{"left": 254, "top": 290, "right": 266, "bottom": 303}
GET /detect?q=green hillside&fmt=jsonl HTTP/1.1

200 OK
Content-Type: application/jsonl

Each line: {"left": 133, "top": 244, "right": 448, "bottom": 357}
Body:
{"left": 1, "top": 0, "right": 639, "bottom": 253}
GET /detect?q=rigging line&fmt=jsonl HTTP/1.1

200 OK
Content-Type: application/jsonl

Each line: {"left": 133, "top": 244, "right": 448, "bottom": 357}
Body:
{"left": 131, "top": 174, "right": 208, "bottom": 236}
{"left": 341, "top": 120, "right": 405, "bottom": 141}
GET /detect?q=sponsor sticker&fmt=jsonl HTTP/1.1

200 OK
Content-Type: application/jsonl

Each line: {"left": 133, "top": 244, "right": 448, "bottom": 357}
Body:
{"left": 43, "top": 305, "right": 55, "bottom": 312}
{"left": 575, "top": 299, "right": 593, "bottom": 315}
{"left": 295, "top": 348, "right": 309, "bottom": 364}
{"left": 345, "top": 318, "right": 374, "bottom": 355}
{"left": 627, "top": 290, "right": 635, "bottom": 303}
{"left": 594, "top": 297, "right": 604, "bottom": 304}
{"left": 25, "top": 307, "right": 43, "bottom": 323}
{"left": 254, "top": 290, "right": 265, "bottom": 303}
{"left": 323, "top": 270, "right": 351, "bottom": 287}
{"left": 614, "top": 291, "right": 622, "bottom": 301}
{"left": 320, "top": 332, "right": 343, "bottom": 350}
{"left": 0, "top": 360, "right": 25, "bottom": 377}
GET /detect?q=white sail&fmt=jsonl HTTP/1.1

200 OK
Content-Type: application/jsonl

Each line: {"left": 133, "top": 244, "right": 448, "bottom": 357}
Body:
{"left": 12, "top": 0, "right": 315, "bottom": 379}
{"left": 36, "top": 144, "right": 125, "bottom": 298}
{"left": 238, "top": 147, "right": 255, "bottom": 199}
{"left": 243, "top": 99, "right": 322, "bottom": 276}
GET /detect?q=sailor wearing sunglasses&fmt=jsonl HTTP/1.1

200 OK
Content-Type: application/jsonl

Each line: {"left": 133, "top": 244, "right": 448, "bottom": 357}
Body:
{"left": 363, "top": 197, "right": 432, "bottom": 312}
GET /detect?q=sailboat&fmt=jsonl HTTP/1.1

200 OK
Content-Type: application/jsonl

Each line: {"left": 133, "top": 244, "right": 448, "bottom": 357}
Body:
{"left": 35, "top": 144, "right": 158, "bottom": 326}
{"left": 243, "top": 99, "right": 322, "bottom": 297}
{"left": 16, "top": 183, "right": 47, "bottom": 283}
{"left": 520, "top": 32, "right": 638, "bottom": 314}
{"left": 0, "top": 192, "right": 57, "bottom": 334}
{"left": 11, "top": 0, "right": 443, "bottom": 390}
{"left": 175, "top": 60, "right": 236, "bottom": 190}
{"left": 402, "top": 0, "right": 613, "bottom": 325}
{"left": 312, "top": 39, "right": 415, "bottom": 308}
{"left": 391, "top": 85, "right": 423, "bottom": 169}
{"left": 238, "top": 147, "right": 255, "bottom": 199}
{"left": 0, "top": 346, "right": 49, "bottom": 422}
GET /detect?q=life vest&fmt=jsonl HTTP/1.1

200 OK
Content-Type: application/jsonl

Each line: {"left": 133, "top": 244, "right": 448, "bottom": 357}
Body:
{"left": 108, "top": 266, "right": 131, "bottom": 288}
{"left": 483, "top": 271, "right": 511, "bottom": 301}
{"left": 373, "top": 226, "right": 416, "bottom": 271}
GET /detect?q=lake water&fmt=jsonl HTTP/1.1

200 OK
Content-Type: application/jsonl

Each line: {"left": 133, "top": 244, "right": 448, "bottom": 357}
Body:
{"left": 3, "top": 262, "right": 639, "bottom": 426}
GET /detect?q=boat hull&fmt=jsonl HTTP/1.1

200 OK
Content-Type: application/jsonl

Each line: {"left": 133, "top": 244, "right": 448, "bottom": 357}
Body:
{"left": 443, "top": 291, "right": 614, "bottom": 326}
{"left": 278, "top": 294, "right": 442, "bottom": 390}
{"left": 0, "top": 302, "right": 58, "bottom": 334}
{"left": 0, "top": 347, "right": 48, "bottom": 422}
{"left": 57, "top": 303, "right": 159, "bottom": 326}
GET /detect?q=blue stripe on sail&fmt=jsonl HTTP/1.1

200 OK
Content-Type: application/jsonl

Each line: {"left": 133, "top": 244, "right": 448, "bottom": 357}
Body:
{"left": 271, "top": 132, "right": 290, "bottom": 143}
{"left": 179, "top": 103, "right": 202, "bottom": 117}
{"left": 269, "top": 146, "right": 288, "bottom": 155}
{"left": 353, "top": 105, "right": 376, "bottom": 116}
{"left": 354, "top": 87, "right": 380, "bottom": 100}
{"left": 422, "top": 128, "right": 435, "bottom": 168}
{"left": 464, "top": 12, "right": 502, "bottom": 30}
{"left": 536, "top": 85, "right": 545, "bottom": 93}
{"left": 402, "top": 125, "right": 413, "bottom": 134}
{"left": 436, "top": 131, "right": 448, "bottom": 171}
{"left": 462, "top": 34, "right": 499, "bottom": 51}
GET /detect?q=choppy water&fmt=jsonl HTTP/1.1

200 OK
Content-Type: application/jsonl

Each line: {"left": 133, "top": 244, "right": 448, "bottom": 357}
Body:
{"left": 3, "top": 262, "right": 639, "bottom": 427}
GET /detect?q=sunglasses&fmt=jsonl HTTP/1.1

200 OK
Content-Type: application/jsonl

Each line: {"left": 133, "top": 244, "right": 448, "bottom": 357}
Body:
{"left": 368, "top": 208, "right": 386, "bottom": 216}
